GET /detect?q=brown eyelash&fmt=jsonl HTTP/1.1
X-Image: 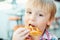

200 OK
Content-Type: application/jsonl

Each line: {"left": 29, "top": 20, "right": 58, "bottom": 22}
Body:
{"left": 29, "top": 12, "right": 32, "bottom": 14}
{"left": 27, "top": 11, "right": 32, "bottom": 14}
{"left": 39, "top": 14, "right": 43, "bottom": 16}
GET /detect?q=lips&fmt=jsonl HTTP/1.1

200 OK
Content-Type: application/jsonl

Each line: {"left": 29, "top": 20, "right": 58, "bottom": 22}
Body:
{"left": 28, "top": 24, "right": 37, "bottom": 30}
{"left": 29, "top": 24, "right": 36, "bottom": 27}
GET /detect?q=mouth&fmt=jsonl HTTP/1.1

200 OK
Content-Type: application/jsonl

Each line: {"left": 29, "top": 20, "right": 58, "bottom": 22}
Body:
{"left": 28, "top": 24, "right": 37, "bottom": 30}
{"left": 29, "top": 24, "right": 36, "bottom": 27}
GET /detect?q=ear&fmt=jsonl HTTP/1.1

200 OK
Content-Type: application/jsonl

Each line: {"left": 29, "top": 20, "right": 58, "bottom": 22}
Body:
{"left": 47, "top": 17, "right": 55, "bottom": 25}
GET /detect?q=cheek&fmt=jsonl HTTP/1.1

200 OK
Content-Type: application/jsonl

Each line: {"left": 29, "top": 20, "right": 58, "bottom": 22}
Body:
{"left": 38, "top": 21, "right": 47, "bottom": 28}
{"left": 37, "top": 19, "right": 48, "bottom": 26}
{"left": 37, "top": 22, "right": 47, "bottom": 33}
{"left": 36, "top": 19, "right": 48, "bottom": 31}
{"left": 24, "top": 16, "right": 29, "bottom": 24}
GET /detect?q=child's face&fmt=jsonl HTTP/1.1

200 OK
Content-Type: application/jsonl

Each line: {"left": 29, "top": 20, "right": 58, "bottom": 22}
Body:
{"left": 24, "top": 4, "right": 51, "bottom": 33}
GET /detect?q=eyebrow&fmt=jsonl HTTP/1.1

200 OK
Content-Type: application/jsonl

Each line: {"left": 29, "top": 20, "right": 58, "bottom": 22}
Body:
{"left": 26, "top": 8, "right": 31, "bottom": 11}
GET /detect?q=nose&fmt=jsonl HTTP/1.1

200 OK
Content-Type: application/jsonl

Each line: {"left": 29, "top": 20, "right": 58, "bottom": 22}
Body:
{"left": 30, "top": 15, "right": 36, "bottom": 21}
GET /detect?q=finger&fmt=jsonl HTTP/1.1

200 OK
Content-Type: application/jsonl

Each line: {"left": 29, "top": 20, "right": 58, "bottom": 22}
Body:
{"left": 19, "top": 29, "right": 30, "bottom": 37}
{"left": 15, "top": 28, "right": 26, "bottom": 34}
{"left": 24, "top": 33, "right": 29, "bottom": 37}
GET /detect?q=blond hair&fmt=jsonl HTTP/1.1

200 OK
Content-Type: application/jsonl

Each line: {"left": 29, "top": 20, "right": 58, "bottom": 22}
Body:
{"left": 26, "top": 0, "right": 56, "bottom": 20}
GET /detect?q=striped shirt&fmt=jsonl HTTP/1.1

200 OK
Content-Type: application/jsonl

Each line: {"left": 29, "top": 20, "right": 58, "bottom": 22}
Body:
{"left": 40, "top": 30, "right": 58, "bottom": 40}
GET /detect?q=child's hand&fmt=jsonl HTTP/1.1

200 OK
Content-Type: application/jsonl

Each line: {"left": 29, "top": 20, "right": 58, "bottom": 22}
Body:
{"left": 12, "top": 28, "right": 30, "bottom": 40}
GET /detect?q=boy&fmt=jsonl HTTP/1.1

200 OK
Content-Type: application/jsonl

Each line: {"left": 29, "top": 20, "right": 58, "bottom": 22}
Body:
{"left": 12, "top": 0, "right": 58, "bottom": 40}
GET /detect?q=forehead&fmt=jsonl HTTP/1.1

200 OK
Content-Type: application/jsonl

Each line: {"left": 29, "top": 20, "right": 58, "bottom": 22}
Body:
{"left": 26, "top": 5, "right": 50, "bottom": 15}
{"left": 25, "top": 0, "right": 52, "bottom": 16}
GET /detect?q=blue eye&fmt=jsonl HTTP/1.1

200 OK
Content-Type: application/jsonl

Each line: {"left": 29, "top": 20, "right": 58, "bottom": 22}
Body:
{"left": 39, "top": 14, "right": 43, "bottom": 16}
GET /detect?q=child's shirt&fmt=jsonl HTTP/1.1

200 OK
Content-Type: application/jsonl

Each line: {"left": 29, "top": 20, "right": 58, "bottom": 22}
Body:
{"left": 40, "top": 30, "right": 58, "bottom": 40}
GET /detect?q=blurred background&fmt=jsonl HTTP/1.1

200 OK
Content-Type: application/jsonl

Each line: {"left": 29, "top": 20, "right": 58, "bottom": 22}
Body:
{"left": 0, "top": 0, "right": 60, "bottom": 40}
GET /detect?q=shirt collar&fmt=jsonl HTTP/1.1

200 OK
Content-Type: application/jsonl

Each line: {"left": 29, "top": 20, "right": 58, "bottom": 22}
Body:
{"left": 40, "top": 30, "right": 52, "bottom": 39}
